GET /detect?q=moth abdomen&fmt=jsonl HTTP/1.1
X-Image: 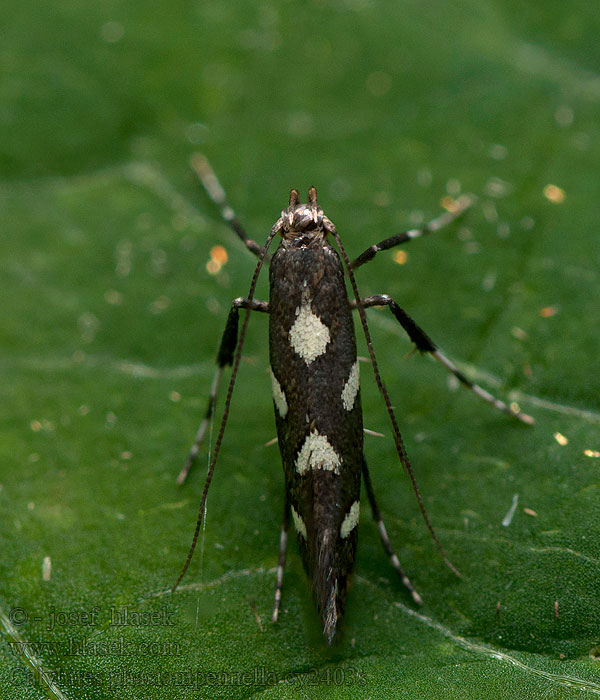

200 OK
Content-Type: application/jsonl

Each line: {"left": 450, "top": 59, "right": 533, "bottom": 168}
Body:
{"left": 294, "top": 474, "right": 361, "bottom": 643}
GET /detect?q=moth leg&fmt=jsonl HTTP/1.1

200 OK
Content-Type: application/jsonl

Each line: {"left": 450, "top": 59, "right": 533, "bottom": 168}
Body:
{"left": 191, "top": 153, "right": 266, "bottom": 258}
{"left": 362, "top": 457, "right": 423, "bottom": 605}
{"left": 350, "top": 195, "right": 474, "bottom": 269}
{"left": 177, "top": 297, "right": 270, "bottom": 484}
{"left": 272, "top": 492, "right": 291, "bottom": 623}
{"left": 352, "top": 295, "right": 534, "bottom": 424}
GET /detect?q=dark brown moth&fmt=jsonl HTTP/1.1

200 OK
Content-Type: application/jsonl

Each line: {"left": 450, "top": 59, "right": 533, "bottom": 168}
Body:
{"left": 172, "top": 156, "right": 533, "bottom": 644}
{"left": 268, "top": 190, "right": 364, "bottom": 639}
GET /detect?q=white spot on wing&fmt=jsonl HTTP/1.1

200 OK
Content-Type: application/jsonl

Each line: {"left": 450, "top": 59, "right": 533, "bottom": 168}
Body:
{"left": 340, "top": 501, "right": 360, "bottom": 538}
{"left": 341, "top": 360, "right": 360, "bottom": 411}
{"left": 289, "top": 301, "right": 330, "bottom": 364}
{"left": 291, "top": 505, "right": 307, "bottom": 538}
{"left": 295, "top": 429, "right": 341, "bottom": 475}
{"left": 269, "top": 369, "right": 288, "bottom": 417}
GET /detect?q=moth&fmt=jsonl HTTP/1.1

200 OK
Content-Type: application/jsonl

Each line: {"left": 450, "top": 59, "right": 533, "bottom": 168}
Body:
{"left": 172, "top": 156, "right": 533, "bottom": 644}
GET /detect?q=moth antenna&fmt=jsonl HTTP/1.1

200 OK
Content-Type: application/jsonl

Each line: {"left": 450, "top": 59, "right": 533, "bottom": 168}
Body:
{"left": 307, "top": 186, "right": 318, "bottom": 205}
{"left": 328, "top": 222, "right": 461, "bottom": 579}
{"left": 190, "top": 153, "right": 266, "bottom": 259}
{"left": 289, "top": 189, "right": 300, "bottom": 207}
{"left": 171, "top": 222, "right": 281, "bottom": 593}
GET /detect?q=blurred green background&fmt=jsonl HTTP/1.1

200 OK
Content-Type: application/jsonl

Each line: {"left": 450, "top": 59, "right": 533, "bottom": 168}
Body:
{"left": 1, "top": 0, "right": 600, "bottom": 698}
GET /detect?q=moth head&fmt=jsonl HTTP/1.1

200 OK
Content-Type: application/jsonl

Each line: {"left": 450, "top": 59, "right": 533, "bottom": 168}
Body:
{"left": 281, "top": 187, "right": 325, "bottom": 237}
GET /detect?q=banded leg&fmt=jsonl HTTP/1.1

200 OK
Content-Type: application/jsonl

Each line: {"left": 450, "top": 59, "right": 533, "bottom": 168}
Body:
{"left": 350, "top": 194, "right": 474, "bottom": 269}
{"left": 191, "top": 153, "right": 265, "bottom": 258}
{"left": 177, "top": 297, "right": 270, "bottom": 484}
{"left": 272, "top": 492, "right": 291, "bottom": 623}
{"left": 362, "top": 458, "right": 423, "bottom": 605}
{"left": 352, "top": 295, "right": 534, "bottom": 424}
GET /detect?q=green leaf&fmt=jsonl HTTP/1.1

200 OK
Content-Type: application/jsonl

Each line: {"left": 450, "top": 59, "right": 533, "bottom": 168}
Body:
{"left": 2, "top": 0, "right": 599, "bottom": 697}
